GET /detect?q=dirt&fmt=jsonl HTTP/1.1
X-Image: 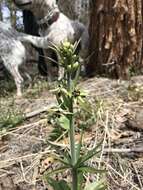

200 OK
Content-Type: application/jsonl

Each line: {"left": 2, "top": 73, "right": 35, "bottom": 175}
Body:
{"left": 0, "top": 76, "right": 143, "bottom": 190}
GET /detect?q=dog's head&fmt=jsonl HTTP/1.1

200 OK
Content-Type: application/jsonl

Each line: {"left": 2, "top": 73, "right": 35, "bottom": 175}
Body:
{"left": 13, "top": 0, "right": 32, "bottom": 9}
{"left": 13, "top": 0, "right": 58, "bottom": 11}
{"left": 13, "top": 0, "right": 59, "bottom": 21}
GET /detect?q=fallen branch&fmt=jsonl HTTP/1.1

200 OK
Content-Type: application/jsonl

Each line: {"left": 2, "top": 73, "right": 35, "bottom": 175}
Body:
{"left": 47, "top": 141, "right": 143, "bottom": 154}
{"left": 24, "top": 103, "right": 56, "bottom": 119}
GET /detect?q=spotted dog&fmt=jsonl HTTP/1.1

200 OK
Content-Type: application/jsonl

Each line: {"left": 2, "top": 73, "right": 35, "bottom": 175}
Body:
{"left": 0, "top": 22, "right": 28, "bottom": 97}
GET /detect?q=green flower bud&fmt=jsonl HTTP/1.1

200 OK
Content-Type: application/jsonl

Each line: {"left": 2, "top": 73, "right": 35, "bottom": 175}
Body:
{"left": 67, "top": 64, "right": 72, "bottom": 71}
{"left": 67, "top": 62, "right": 79, "bottom": 72}
{"left": 63, "top": 41, "right": 71, "bottom": 48}
{"left": 73, "top": 62, "right": 79, "bottom": 69}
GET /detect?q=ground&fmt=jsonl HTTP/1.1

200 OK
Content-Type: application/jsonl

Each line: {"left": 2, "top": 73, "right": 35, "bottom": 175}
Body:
{"left": 0, "top": 76, "right": 143, "bottom": 190}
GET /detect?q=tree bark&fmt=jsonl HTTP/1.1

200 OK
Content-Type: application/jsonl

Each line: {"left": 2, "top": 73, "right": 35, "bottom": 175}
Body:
{"left": 87, "top": 0, "right": 143, "bottom": 79}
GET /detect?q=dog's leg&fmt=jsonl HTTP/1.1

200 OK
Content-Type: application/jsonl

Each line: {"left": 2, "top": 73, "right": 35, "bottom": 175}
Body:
{"left": 43, "top": 49, "right": 52, "bottom": 82}
{"left": 1, "top": 56, "right": 23, "bottom": 97}
{"left": 11, "top": 66, "right": 24, "bottom": 97}
{"left": 25, "top": 72, "right": 32, "bottom": 89}
{"left": 79, "top": 29, "right": 89, "bottom": 75}
{"left": 15, "top": 74, "right": 23, "bottom": 97}
{"left": 43, "top": 49, "right": 59, "bottom": 82}
{"left": 12, "top": 42, "right": 26, "bottom": 97}
{"left": 18, "top": 34, "right": 51, "bottom": 49}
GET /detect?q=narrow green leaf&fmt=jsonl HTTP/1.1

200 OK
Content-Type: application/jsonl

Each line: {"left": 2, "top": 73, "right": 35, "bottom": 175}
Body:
{"left": 47, "top": 141, "right": 71, "bottom": 164}
{"left": 84, "top": 180, "right": 107, "bottom": 190}
{"left": 53, "top": 155, "right": 70, "bottom": 166}
{"left": 73, "top": 65, "right": 81, "bottom": 87}
{"left": 56, "top": 95, "right": 63, "bottom": 106}
{"left": 62, "top": 95, "right": 70, "bottom": 108}
{"left": 78, "top": 165, "right": 106, "bottom": 174}
{"left": 76, "top": 130, "right": 84, "bottom": 160}
{"left": 53, "top": 152, "right": 72, "bottom": 167}
{"left": 79, "top": 149, "right": 101, "bottom": 165}
{"left": 73, "top": 39, "right": 81, "bottom": 54}
{"left": 62, "top": 151, "right": 72, "bottom": 166}
{"left": 76, "top": 141, "right": 102, "bottom": 167}
{"left": 77, "top": 96, "right": 92, "bottom": 114}
{"left": 60, "top": 88, "right": 70, "bottom": 96}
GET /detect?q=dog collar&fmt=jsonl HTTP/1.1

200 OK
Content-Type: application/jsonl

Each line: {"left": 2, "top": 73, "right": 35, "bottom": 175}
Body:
{"left": 37, "top": 11, "right": 60, "bottom": 27}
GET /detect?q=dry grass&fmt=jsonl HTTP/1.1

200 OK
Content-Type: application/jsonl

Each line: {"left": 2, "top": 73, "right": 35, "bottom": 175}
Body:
{"left": 0, "top": 76, "right": 143, "bottom": 189}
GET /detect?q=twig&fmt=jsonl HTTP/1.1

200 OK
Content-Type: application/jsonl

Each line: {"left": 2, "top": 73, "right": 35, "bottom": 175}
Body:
{"left": 0, "top": 119, "right": 47, "bottom": 138}
{"left": 132, "top": 163, "right": 143, "bottom": 189}
{"left": 97, "top": 111, "right": 109, "bottom": 180}
{"left": 20, "top": 159, "right": 26, "bottom": 182}
{"left": 104, "top": 147, "right": 143, "bottom": 153}
{"left": 107, "top": 164, "right": 140, "bottom": 190}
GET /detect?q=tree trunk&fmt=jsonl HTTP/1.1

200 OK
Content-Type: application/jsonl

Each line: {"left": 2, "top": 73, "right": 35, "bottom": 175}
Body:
{"left": 87, "top": 0, "right": 143, "bottom": 79}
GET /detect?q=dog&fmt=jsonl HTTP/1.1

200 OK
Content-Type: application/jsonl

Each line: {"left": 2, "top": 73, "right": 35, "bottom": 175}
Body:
{"left": 13, "top": 0, "right": 89, "bottom": 80}
{"left": 0, "top": 0, "right": 89, "bottom": 96}
{"left": 0, "top": 21, "right": 27, "bottom": 97}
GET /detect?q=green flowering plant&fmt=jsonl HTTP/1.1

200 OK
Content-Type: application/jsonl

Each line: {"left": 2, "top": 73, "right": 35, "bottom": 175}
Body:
{"left": 45, "top": 41, "right": 107, "bottom": 190}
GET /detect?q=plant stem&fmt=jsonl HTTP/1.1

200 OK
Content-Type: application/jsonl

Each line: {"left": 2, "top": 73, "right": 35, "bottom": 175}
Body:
{"left": 69, "top": 98, "right": 76, "bottom": 165}
{"left": 67, "top": 72, "right": 78, "bottom": 190}
{"left": 72, "top": 168, "right": 78, "bottom": 190}
{"left": 69, "top": 102, "right": 78, "bottom": 190}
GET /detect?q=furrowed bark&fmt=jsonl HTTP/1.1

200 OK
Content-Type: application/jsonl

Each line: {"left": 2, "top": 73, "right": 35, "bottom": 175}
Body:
{"left": 87, "top": 0, "right": 143, "bottom": 79}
